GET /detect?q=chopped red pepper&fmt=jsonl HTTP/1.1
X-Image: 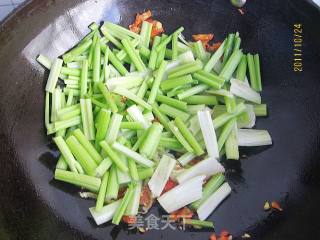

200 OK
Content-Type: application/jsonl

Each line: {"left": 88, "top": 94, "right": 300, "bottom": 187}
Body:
{"left": 140, "top": 184, "right": 154, "bottom": 213}
{"left": 271, "top": 201, "right": 283, "bottom": 211}
{"left": 122, "top": 215, "right": 137, "bottom": 225}
{"left": 161, "top": 178, "right": 177, "bottom": 194}
{"left": 210, "top": 233, "right": 217, "bottom": 240}
{"left": 207, "top": 42, "right": 222, "bottom": 52}
{"left": 129, "top": 10, "right": 152, "bottom": 33}
{"left": 169, "top": 207, "right": 194, "bottom": 221}
{"left": 146, "top": 19, "right": 164, "bottom": 37}
{"left": 192, "top": 33, "right": 214, "bottom": 43}
{"left": 220, "top": 230, "right": 230, "bottom": 237}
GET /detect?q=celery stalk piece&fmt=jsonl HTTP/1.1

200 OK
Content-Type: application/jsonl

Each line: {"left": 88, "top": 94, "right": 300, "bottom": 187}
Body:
{"left": 137, "top": 78, "right": 149, "bottom": 99}
{"left": 92, "top": 37, "right": 101, "bottom": 84}
{"left": 237, "top": 129, "right": 272, "bottom": 146}
{"left": 113, "top": 86, "right": 151, "bottom": 110}
{"left": 204, "top": 40, "right": 226, "bottom": 72}
{"left": 94, "top": 158, "right": 112, "bottom": 178}
{"left": 222, "top": 33, "right": 235, "bottom": 66}
{"left": 253, "top": 54, "right": 262, "bottom": 91}
{"left": 127, "top": 105, "right": 150, "bottom": 129}
{"left": 101, "top": 29, "right": 123, "bottom": 49}
{"left": 53, "top": 136, "right": 79, "bottom": 173}
{"left": 193, "top": 72, "right": 224, "bottom": 90}
{"left": 247, "top": 53, "right": 256, "bottom": 89}
{"left": 177, "top": 84, "right": 209, "bottom": 100}
{"left": 120, "top": 122, "right": 144, "bottom": 130}
{"left": 183, "top": 219, "right": 214, "bottom": 229}
{"left": 96, "top": 171, "right": 109, "bottom": 211}
{"left": 184, "top": 95, "right": 217, "bottom": 105}
{"left": 56, "top": 155, "right": 68, "bottom": 170}
{"left": 103, "top": 22, "right": 140, "bottom": 39}
{"left": 168, "top": 121, "right": 194, "bottom": 153}
{"left": 176, "top": 157, "right": 224, "bottom": 184}
{"left": 125, "top": 181, "right": 142, "bottom": 216}
{"left": 148, "top": 60, "right": 168, "bottom": 105}
{"left": 138, "top": 167, "right": 154, "bottom": 180}
{"left": 66, "top": 89, "right": 74, "bottom": 107}
{"left": 148, "top": 36, "right": 161, "bottom": 70}
{"left": 63, "top": 40, "right": 92, "bottom": 63}
{"left": 103, "top": 48, "right": 111, "bottom": 81}
{"left": 225, "top": 123, "right": 239, "bottom": 160}
{"left": 219, "top": 49, "right": 243, "bottom": 81}
{"left": 139, "top": 123, "right": 163, "bottom": 158}
{"left": 66, "top": 135, "right": 98, "bottom": 176}
{"left": 116, "top": 38, "right": 139, "bottom": 61}
{"left": 51, "top": 87, "right": 62, "bottom": 122}
{"left": 121, "top": 38, "right": 146, "bottom": 72}
{"left": 106, "top": 48, "right": 129, "bottom": 76}
{"left": 217, "top": 118, "right": 237, "bottom": 151}
{"left": 148, "top": 155, "right": 176, "bottom": 197}
{"left": 112, "top": 142, "right": 154, "bottom": 168}
{"left": 106, "top": 76, "right": 144, "bottom": 91}
{"left": 191, "top": 173, "right": 225, "bottom": 209}
{"left": 95, "top": 109, "right": 111, "bottom": 148}
{"left": 90, "top": 199, "right": 122, "bottom": 225}
{"left": 100, "top": 141, "right": 128, "bottom": 172}
{"left": 105, "top": 165, "right": 119, "bottom": 201}
{"left": 168, "top": 59, "right": 203, "bottom": 78}
{"left": 160, "top": 74, "right": 193, "bottom": 91}
{"left": 171, "top": 32, "right": 179, "bottom": 60}
{"left": 45, "top": 92, "right": 52, "bottom": 131}
{"left": 52, "top": 116, "right": 81, "bottom": 134}
{"left": 97, "top": 82, "right": 118, "bottom": 113}
{"left": 174, "top": 117, "right": 204, "bottom": 156}
{"left": 156, "top": 34, "right": 168, "bottom": 68}
{"left": 151, "top": 103, "right": 171, "bottom": 132}
{"left": 55, "top": 169, "right": 101, "bottom": 192}
{"left": 159, "top": 104, "right": 190, "bottom": 122}
{"left": 112, "top": 183, "right": 135, "bottom": 225}
{"left": 80, "top": 99, "right": 95, "bottom": 140}
{"left": 80, "top": 59, "right": 88, "bottom": 98}
{"left": 230, "top": 78, "right": 261, "bottom": 104}
{"left": 198, "top": 110, "right": 219, "bottom": 159}
{"left": 156, "top": 94, "right": 187, "bottom": 111}
{"left": 197, "top": 182, "right": 231, "bottom": 220}
{"left": 139, "top": 21, "right": 152, "bottom": 48}
{"left": 157, "top": 175, "right": 205, "bottom": 213}
{"left": 72, "top": 128, "right": 103, "bottom": 164}
{"left": 176, "top": 153, "right": 196, "bottom": 169}
{"left": 236, "top": 55, "right": 247, "bottom": 81}
{"left": 123, "top": 141, "right": 140, "bottom": 181}
{"left": 224, "top": 95, "right": 237, "bottom": 113}
{"left": 45, "top": 58, "right": 63, "bottom": 93}
{"left": 253, "top": 104, "right": 267, "bottom": 116}
{"left": 213, "top": 102, "right": 246, "bottom": 129}
{"left": 159, "top": 137, "right": 183, "bottom": 150}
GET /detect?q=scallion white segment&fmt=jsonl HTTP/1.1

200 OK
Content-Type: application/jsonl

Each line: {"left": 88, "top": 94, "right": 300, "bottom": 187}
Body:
{"left": 197, "top": 182, "right": 231, "bottom": 220}
{"left": 89, "top": 199, "right": 122, "bottom": 225}
{"left": 198, "top": 110, "right": 219, "bottom": 159}
{"left": 237, "top": 129, "right": 272, "bottom": 146}
{"left": 148, "top": 155, "right": 176, "bottom": 197}
{"left": 158, "top": 175, "right": 205, "bottom": 213}
{"left": 230, "top": 78, "right": 261, "bottom": 104}
{"left": 176, "top": 157, "right": 225, "bottom": 184}
{"left": 127, "top": 105, "right": 150, "bottom": 129}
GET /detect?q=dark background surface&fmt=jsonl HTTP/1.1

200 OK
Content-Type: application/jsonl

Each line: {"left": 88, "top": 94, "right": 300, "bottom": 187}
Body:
{"left": 0, "top": 0, "right": 320, "bottom": 239}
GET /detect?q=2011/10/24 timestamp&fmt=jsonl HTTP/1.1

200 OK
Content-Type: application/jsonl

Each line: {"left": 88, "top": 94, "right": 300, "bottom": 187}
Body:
{"left": 293, "top": 23, "right": 303, "bottom": 72}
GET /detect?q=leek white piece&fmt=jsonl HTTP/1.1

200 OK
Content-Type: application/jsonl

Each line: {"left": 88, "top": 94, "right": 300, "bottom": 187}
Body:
{"left": 198, "top": 110, "right": 219, "bottom": 159}
{"left": 188, "top": 114, "right": 201, "bottom": 135}
{"left": 237, "top": 129, "right": 272, "bottom": 146}
{"left": 213, "top": 59, "right": 223, "bottom": 74}
{"left": 237, "top": 104, "right": 256, "bottom": 129}
{"left": 127, "top": 105, "right": 150, "bottom": 129}
{"left": 177, "top": 152, "right": 196, "bottom": 166}
{"left": 165, "top": 50, "right": 195, "bottom": 73}
{"left": 207, "top": 89, "right": 234, "bottom": 98}
{"left": 143, "top": 111, "right": 155, "bottom": 122}
{"left": 176, "top": 157, "right": 225, "bottom": 184}
{"left": 230, "top": 78, "right": 261, "bottom": 104}
{"left": 157, "top": 175, "right": 205, "bottom": 213}
{"left": 89, "top": 199, "right": 122, "bottom": 225}
{"left": 197, "top": 182, "right": 231, "bottom": 220}
{"left": 106, "top": 76, "right": 144, "bottom": 91}
{"left": 112, "top": 142, "right": 154, "bottom": 167}
{"left": 79, "top": 191, "right": 97, "bottom": 200}
{"left": 125, "top": 181, "right": 142, "bottom": 216}
{"left": 148, "top": 155, "right": 176, "bottom": 197}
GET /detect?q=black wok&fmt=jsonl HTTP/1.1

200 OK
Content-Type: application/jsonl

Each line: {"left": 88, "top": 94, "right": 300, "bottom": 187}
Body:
{"left": 0, "top": 0, "right": 320, "bottom": 239}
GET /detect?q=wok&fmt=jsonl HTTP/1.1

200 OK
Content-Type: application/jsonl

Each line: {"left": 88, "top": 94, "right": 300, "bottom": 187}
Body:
{"left": 0, "top": 0, "right": 320, "bottom": 239}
